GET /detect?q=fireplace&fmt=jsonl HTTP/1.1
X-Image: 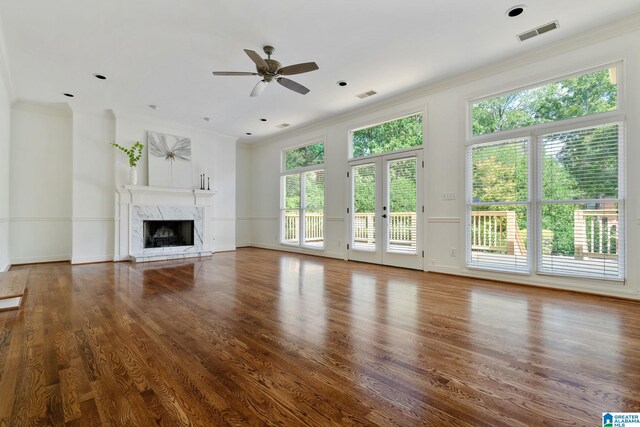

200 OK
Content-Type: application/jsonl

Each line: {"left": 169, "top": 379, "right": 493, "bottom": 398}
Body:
{"left": 144, "top": 220, "right": 194, "bottom": 248}
{"left": 115, "top": 186, "right": 214, "bottom": 263}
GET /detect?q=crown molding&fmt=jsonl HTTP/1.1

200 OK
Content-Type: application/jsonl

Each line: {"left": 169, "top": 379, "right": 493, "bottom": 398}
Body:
{"left": 112, "top": 108, "right": 238, "bottom": 142}
{"left": 246, "top": 13, "right": 640, "bottom": 148}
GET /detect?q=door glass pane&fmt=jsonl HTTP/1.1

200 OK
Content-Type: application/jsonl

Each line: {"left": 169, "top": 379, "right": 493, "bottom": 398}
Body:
{"left": 387, "top": 158, "right": 417, "bottom": 254}
{"left": 304, "top": 170, "right": 324, "bottom": 248}
{"left": 282, "top": 175, "right": 300, "bottom": 245}
{"left": 352, "top": 164, "right": 376, "bottom": 250}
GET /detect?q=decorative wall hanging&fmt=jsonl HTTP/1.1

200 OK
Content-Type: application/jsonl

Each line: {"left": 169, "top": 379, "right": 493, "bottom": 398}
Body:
{"left": 148, "top": 131, "right": 192, "bottom": 188}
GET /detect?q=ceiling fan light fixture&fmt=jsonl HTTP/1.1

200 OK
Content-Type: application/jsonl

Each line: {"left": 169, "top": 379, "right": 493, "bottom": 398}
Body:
{"left": 212, "top": 46, "right": 319, "bottom": 97}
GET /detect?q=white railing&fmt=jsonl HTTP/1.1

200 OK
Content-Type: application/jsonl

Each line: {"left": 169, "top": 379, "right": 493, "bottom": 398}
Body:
{"left": 352, "top": 212, "right": 416, "bottom": 245}
{"left": 574, "top": 210, "right": 618, "bottom": 258}
{"left": 470, "top": 211, "right": 526, "bottom": 255}
{"left": 283, "top": 212, "right": 324, "bottom": 242}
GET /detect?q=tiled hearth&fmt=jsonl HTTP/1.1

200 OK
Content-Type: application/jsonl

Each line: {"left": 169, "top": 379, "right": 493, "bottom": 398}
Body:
{"left": 115, "top": 186, "right": 215, "bottom": 262}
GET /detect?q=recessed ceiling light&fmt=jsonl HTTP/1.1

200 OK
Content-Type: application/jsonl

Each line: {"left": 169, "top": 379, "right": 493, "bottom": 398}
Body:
{"left": 245, "top": 132, "right": 252, "bottom": 136}
{"left": 63, "top": 93, "right": 74, "bottom": 98}
{"left": 203, "top": 117, "right": 212, "bottom": 122}
{"left": 337, "top": 80, "right": 348, "bottom": 87}
{"left": 93, "top": 74, "right": 107, "bottom": 80}
{"left": 260, "top": 118, "right": 267, "bottom": 122}
{"left": 506, "top": 5, "right": 526, "bottom": 17}
{"left": 148, "top": 104, "right": 159, "bottom": 110}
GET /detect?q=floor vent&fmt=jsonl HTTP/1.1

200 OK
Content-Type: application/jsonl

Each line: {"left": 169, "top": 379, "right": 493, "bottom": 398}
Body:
{"left": 356, "top": 90, "right": 377, "bottom": 99}
{"left": 517, "top": 20, "right": 559, "bottom": 42}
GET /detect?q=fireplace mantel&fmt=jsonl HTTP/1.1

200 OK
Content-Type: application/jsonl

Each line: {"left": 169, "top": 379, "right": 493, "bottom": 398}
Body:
{"left": 119, "top": 185, "right": 215, "bottom": 206}
{"left": 114, "top": 186, "right": 216, "bottom": 262}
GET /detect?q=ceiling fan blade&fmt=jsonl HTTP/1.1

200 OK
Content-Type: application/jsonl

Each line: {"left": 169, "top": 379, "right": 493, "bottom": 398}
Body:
{"left": 212, "top": 71, "right": 259, "bottom": 76}
{"left": 250, "top": 80, "right": 268, "bottom": 97}
{"left": 278, "top": 62, "right": 319, "bottom": 76}
{"left": 244, "top": 49, "right": 268, "bottom": 70}
{"left": 277, "top": 77, "right": 310, "bottom": 95}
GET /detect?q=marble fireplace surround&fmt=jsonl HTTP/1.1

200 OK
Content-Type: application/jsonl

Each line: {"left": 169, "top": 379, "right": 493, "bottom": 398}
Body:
{"left": 115, "top": 186, "right": 215, "bottom": 262}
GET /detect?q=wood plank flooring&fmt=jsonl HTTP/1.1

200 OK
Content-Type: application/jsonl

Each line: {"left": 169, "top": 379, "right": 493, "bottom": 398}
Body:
{"left": 1, "top": 247, "right": 639, "bottom": 426}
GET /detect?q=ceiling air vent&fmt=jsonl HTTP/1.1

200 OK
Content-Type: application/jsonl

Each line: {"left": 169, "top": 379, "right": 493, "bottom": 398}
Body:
{"left": 356, "top": 90, "right": 377, "bottom": 99}
{"left": 276, "top": 123, "right": 291, "bottom": 129}
{"left": 517, "top": 20, "right": 559, "bottom": 42}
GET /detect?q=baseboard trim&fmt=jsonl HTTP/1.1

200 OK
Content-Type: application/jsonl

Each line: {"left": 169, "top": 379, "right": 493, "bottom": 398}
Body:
{"left": 248, "top": 243, "right": 345, "bottom": 260}
{"left": 11, "top": 255, "right": 71, "bottom": 265}
{"left": 426, "top": 265, "right": 462, "bottom": 275}
{"left": 0, "top": 262, "right": 11, "bottom": 272}
{"left": 71, "top": 255, "right": 114, "bottom": 265}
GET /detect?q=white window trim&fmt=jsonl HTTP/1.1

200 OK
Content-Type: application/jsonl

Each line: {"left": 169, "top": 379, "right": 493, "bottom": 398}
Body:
{"left": 348, "top": 111, "right": 424, "bottom": 160}
{"left": 467, "top": 60, "right": 624, "bottom": 142}
{"left": 280, "top": 140, "right": 326, "bottom": 250}
{"left": 535, "top": 121, "right": 625, "bottom": 281}
{"left": 465, "top": 137, "right": 532, "bottom": 274}
{"left": 465, "top": 119, "right": 626, "bottom": 281}
{"left": 282, "top": 139, "right": 325, "bottom": 173}
{"left": 465, "top": 62, "right": 626, "bottom": 282}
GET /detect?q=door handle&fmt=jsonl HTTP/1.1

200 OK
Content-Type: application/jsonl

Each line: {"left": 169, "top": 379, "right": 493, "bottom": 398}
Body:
{"left": 382, "top": 214, "right": 387, "bottom": 218}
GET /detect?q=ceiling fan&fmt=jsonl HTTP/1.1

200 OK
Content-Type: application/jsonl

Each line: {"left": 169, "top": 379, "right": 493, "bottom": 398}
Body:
{"left": 212, "top": 46, "right": 319, "bottom": 97}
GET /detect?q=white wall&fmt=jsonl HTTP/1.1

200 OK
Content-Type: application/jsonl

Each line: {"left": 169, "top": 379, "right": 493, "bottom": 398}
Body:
{"left": 0, "top": 56, "right": 10, "bottom": 271}
{"left": 71, "top": 109, "right": 116, "bottom": 264}
{"left": 113, "top": 113, "right": 237, "bottom": 260}
{"left": 236, "top": 144, "right": 252, "bottom": 247}
{"left": 242, "top": 24, "right": 640, "bottom": 299}
{"left": 10, "top": 102, "right": 73, "bottom": 263}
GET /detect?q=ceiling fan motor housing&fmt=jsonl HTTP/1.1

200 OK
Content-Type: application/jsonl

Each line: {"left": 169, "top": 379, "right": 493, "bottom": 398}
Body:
{"left": 260, "top": 59, "right": 282, "bottom": 82}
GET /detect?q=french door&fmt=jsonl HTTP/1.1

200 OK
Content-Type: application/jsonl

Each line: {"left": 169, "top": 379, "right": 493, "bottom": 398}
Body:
{"left": 348, "top": 150, "right": 423, "bottom": 269}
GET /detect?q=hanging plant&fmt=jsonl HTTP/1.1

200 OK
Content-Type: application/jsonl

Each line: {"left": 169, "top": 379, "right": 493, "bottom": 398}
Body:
{"left": 112, "top": 141, "right": 144, "bottom": 167}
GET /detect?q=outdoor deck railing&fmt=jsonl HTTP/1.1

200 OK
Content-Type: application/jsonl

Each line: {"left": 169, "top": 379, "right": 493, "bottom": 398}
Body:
{"left": 574, "top": 209, "right": 619, "bottom": 258}
{"left": 284, "top": 210, "right": 619, "bottom": 258}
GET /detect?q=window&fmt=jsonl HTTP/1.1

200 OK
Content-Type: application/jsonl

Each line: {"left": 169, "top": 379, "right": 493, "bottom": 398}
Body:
{"left": 538, "top": 123, "right": 623, "bottom": 278}
{"left": 467, "top": 63, "right": 625, "bottom": 281}
{"left": 472, "top": 66, "right": 618, "bottom": 136}
{"left": 284, "top": 141, "right": 324, "bottom": 170}
{"left": 351, "top": 113, "right": 423, "bottom": 159}
{"left": 467, "top": 138, "right": 529, "bottom": 273}
{"left": 281, "top": 141, "right": 325, "bottom": 249}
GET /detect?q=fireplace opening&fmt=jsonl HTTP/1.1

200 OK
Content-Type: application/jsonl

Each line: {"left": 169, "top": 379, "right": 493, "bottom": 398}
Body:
{"left": 144, "top": 220, "right": 194, "bottom": 248}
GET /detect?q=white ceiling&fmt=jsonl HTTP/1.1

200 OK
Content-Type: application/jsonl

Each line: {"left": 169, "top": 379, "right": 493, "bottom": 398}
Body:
{"left": 1, "top": 0, "right": 639, "bottom": 142}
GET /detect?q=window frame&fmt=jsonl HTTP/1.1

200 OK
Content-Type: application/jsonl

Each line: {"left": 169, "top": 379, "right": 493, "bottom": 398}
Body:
{"left": 465, "top": 136, "right": 533, "bottom": 274}
{"left": 535, "top": 120, "right": 625, "bottom": 280}
{"left": 280, "top": 140, "right": 326, "bottom": 251}
{"left": 467, "top": 61, "right": 624, "bottom": 143}
{"left": 282, "top": 140, "right": 325, "bottom": 172}
{"left": 349, "top": 111, "right": 424, "bottom": 160}
{"left": 465, "top": 63, "right": 626, "bottom": 283}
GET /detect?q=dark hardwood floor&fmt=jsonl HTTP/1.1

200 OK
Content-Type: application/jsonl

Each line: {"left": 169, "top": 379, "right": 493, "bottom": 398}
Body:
{"left": 1, "top": 247, "right": 639, "bottom": 426}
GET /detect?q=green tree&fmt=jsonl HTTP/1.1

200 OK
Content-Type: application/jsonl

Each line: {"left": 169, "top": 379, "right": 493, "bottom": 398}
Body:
{"left": 352, "top": 114, "right": 422, "bottom": 158}
{"left": 285, "top": 143, "right": 324, "bottom": 170}
{"left": 472, "top": 68, "right": 619, "bottom": 256}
